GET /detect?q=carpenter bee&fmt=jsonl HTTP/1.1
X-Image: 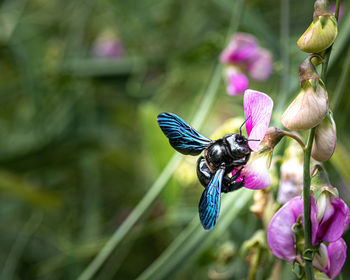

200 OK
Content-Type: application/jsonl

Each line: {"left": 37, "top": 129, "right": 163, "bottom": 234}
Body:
{"left": 157, "top": 112, "right": 255, "bottom": 230}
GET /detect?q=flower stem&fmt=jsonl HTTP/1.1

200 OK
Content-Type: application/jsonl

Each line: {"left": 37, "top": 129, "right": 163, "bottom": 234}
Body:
{"left": 302, "top": 3, "right": 340, "bottom": 279}
{"left": 248, "top": 247, "right": 262, "bottom": 280}
{"left": 282, "top": 131, "right": 306, "bottom": 149}
{"left": 303, "top": 126, "right": 316, "bottom": 280}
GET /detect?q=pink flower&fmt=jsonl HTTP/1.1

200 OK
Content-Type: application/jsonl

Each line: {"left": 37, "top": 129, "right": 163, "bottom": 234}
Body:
{"left": 244, "top": 90, "right": 274, "bottom": 151}
{"left": 315, "top": 193, "right": 350, "bottom": 243}
{"left": 225, "top": 67, "right": 249, "bottom": 96}
{"left": 231, "top": 90, "right": 274, "bottom": 190}
{"left": 314, "top": 239, "right": 347, "bottom": 279}
{"left": 331, "top": 3, "right": 345, "bottom": 21}
{"left": 246, "top": 49, "right": 273, "bottom": 81}
{"left": 93, "top": 32, "right": 124, "bottom": 58}
{"left": 267, "top": 196, "right": 319, "bottom": 262}
{"left": 220, "top": 33, "right": 259, "bottom": 64}
{"left": 268, "top": 193, "right": 349, "bottom": 274}
{"left": 220, "top": 33, "right": 273, "bottom": 96}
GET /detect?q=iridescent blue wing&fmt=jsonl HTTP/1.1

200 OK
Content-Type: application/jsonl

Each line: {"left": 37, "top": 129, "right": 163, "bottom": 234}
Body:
{"left": 157, "top": 112, "right": 212, "bottom": 155}
{"left": 198, "top": 166, "right": 225, "bottom": 230}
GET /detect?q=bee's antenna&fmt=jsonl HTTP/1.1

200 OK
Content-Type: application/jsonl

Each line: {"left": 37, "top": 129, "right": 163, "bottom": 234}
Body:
{"left": 239, "top": 115, "right": 251, "bottom": 135}
{"left": 247, "top": 139, "right": 260, "bottom": 141}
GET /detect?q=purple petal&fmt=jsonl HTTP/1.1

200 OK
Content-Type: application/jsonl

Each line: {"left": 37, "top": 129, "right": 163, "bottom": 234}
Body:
{"left": 325, "top": 238, "right": 347, "bottom": 279}
{"left": 243, "top": 90, "right": 274, "bottom": 151}
{"left": 220, "top": 33, "right": 259, "bottom": 64}
{"left": 267, "top": 196, "right": 318, "bottom": 262}
{"left": 331, "top": 4, "right": 344, "bottom": 21}
{"left": 246, "top": 48, "right": 273, "bottom": 81}
{"left": 316, "top": 196, "right": 350, "bottom": 243}
{"left": 225, "top": 68, "right": 249, "bottom": 96}
{"left": 242, "top": 153, "right": 270, "bottom": 190}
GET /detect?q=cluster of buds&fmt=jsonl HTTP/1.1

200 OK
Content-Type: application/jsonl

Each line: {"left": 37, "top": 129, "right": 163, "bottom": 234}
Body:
{"left": 281, "top": 1, "right": 338, "bottom": 163}
{"left": 220, "top": 33, "right": 273, "bottom": 96}
{"left": 268, "top": 167, "right": 349, "bottom": 279}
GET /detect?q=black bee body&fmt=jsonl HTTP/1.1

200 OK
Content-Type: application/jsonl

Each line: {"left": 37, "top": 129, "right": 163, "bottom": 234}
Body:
{"left": 157, "top": 112, "right": 252, "bottom": 230}
{"left": 197, "top": 134, "right": 250, "bottom": 193}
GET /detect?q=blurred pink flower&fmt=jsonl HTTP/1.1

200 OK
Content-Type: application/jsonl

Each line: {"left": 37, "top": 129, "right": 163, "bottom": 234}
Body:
{"left": 93, "top": 32, "right": 124, "bottom": 58}
{"left": 246, "top": 49, "right": 273, "bottom": 81}
{"left": 331, "top": 3, "right": 345, "bottom": 21}
{"left": 220, "top": 33, "right": 273, "bottom": 96}
{"left": 220, "top": 33, "right": 259, "bottom": 64}
{"left": 225, "top": 67, "right": 249, "bottom": 96}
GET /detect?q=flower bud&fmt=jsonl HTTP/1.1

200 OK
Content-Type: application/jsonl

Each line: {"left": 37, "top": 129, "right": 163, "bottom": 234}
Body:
{"left": 313, "top": 243, "right": 329, "bottom": 272}
{"left": 281, "top": 80, "right": 329, "bottom": 131}
{"left": 297, "top": 15, "right": 338, "bottom": 53}
{"left": 311, "top": 166, "right": 350, "bottom": 244}
{"left": 312, "top": 111, "right": 336, "bottom": 162}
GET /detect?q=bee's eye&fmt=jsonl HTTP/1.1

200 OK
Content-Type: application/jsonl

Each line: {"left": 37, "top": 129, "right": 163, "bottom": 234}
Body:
{"left": 236, "top": 137, "right": 243, "bottom": 144}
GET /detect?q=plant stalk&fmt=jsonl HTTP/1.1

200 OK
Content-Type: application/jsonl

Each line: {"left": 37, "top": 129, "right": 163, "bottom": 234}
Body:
{"left": 248, "top": 247, "right": 262, "bottom": 280}
{"left": 303, "top": 126, "right": 316, "bottom": 280}
{"left": 302, "top": 2, "right": 340, "bottom": 279}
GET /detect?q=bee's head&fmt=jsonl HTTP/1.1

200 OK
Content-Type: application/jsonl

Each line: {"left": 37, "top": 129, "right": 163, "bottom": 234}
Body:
{"left": 224, "top": 133, "right": 251, "bottom": 158}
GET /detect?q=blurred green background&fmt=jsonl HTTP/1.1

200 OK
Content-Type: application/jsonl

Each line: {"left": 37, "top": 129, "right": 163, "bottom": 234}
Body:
{"left": 1, "top": 0, "right": 350, "bottom": 279}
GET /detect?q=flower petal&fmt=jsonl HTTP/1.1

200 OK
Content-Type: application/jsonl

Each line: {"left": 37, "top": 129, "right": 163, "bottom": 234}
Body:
{"left": 225, "top": 67, "right": 249, "bottom": 96}
{"left": 316, "top": 196, "right": 350, "bottom": 243}
{"left": 267, "top": 196, "right": 318, "bottom": 262}
{"left": 311, "top": 111, "right": 336, "bottom": 162}
{"left": 246, "top": 48, "right": 273, "bottom": 81}
{"left": 242, "top": 153, "right": 270, "bottom": 190}
{"left": 243, "top": 90, "right": 274, "bottom": 151}
{"left": 325, "top": 238, "right": 347, "bottom": 279}
{"left": 220, "top": 33, "right": 259, "bottom": 64}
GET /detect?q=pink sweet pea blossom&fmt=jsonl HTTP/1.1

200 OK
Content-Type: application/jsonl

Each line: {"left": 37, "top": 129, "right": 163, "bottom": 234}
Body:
{"left": 220, "top": 33, "right": 273, "bottom": 96}
{"left": 315, "top": 193, "right": 350, "bottom": 243}
{"left": 220, "top": 33, "right": 259, "bottom": 64}
{"left": 268, "top": 193, "right": 349, "bottom": 276}
{"left": 244, "top": 90, "right": 274, "bottom": 151}
{"left": 225, "top": 67, "right": 249, "bottom": 96}
{"left": 231, "top": 90, "right": 274, "bottom": 190}
{"left": 314, "top": 239, "right": 347, "bottom": 279}
{"left": 267, "top": 196, "right": 319, "bottom": 262}
{"left": 246, "top": 49, "right": 273, "bottom": 81}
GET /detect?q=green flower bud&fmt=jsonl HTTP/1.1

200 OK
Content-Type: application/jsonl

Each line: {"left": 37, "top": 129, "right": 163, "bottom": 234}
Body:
{"left": 297, "top": 15, "right": 338, "bottom": 53}
{"left": 281, "top": 80, "right": 329, "bottom": 131}
{"left": 311, "top": 111, "right": 336, "bottom": 162}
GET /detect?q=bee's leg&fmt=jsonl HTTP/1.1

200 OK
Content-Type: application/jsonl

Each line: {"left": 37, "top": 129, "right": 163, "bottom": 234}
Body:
{"left": 230, "top": 154, "right": 251, "bottom": 166}
{"left": 222, "top": 168, "right": 245, "bottom": 193}
{"left": 196, "top": 156, "right": 212, "bottom": 188}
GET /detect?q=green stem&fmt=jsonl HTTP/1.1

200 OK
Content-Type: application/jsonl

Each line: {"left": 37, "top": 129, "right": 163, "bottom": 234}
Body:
{"left": 302, "top": 3, "right": 340, "bottom": 279}
{"left": 303, "top": 127, "right": 316, "bottom": 280}
{"left": 248, "top": 247, "right": 262, "bottom": 280}
{"left": 282, "top": 131, "right": 306, "bottom": 149}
